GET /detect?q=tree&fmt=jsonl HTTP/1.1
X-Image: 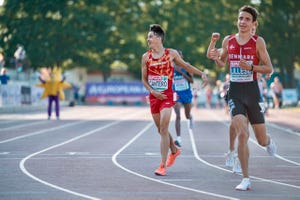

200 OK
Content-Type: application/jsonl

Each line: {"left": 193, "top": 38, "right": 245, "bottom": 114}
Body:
{"left": 0, "top": 0, "right": 113, "bottom": 79}
{"left": 259, "top": 0, "right": 300, "bottom": 87}
{"left": 0, "top": 0, "right": 298, "bottom": 87}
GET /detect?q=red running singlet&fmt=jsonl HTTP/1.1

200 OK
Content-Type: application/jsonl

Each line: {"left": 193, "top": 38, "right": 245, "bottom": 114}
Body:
{"left": 147, "top": 48, "right": 174, "bottom": 96}
{"left": 227, "top": 35, "right": 259, "bottom": 82}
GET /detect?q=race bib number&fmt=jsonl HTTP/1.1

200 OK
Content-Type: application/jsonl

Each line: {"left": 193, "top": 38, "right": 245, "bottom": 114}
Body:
{"left": 173, "top": 75, "right": 189, "bottom": 91}
{"left": 148, "top": 75, "right": 168, "bottom": 91}
{"left": 230, "top": 61, "right": 253, "bottom": 82}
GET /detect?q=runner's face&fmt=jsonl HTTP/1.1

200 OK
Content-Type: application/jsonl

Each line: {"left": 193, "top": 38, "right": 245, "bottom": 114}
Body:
{"left": 147, "top": 31, "right": 161, "bottom": 49}
{"left": 237, "top": 11, "right": 254, "bottom": 34}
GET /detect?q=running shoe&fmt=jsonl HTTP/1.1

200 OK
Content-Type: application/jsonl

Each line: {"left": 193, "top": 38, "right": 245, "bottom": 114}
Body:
{"left": 154, "top": 163, "right": 166, "bottom": 176}
{"left": 166, "top": 148, "right": 181, "bottom": 167}
{"left": 235, "top": 178, "right": 251, "bottom": 191}
{"left": 232, "top": 156, "right": 242, "bottom": 173}
{"left": 266, "top": 138, "right": 277, "bottom": 156}
{"left": 174, "top": 140, "right": 181, "bottom": 147}
{"left": 225, "top": 150, "right": 235, "bottom": 167}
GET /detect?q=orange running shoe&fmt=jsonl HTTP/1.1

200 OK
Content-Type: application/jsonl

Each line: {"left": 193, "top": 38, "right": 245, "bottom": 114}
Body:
{"left": 166, "top": 148, "right": 181, "bottom": 167}
{"left": 154, "top": 163, "right": 166, "bottom": 176}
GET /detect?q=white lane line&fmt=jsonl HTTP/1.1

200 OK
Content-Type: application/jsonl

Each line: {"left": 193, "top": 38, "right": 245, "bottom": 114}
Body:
{"left": 248, "top": 137, "right": 300, "bottom": 166}
{"left": 0, "top": 120, "right": 87, "bottom": 144}
{"left": 207, "top": 111, "right": 300, "bottom": 167}
{"left": 0, "top": 120, "right": 16, "bottom": 125}
{"left": 0, "top": 109, "right": 131, "bottom": 144}
{"left": 19, "top": 110, "right": 144, "bottom": 200}
{"left": 0, "top": 120, "right": 48, "bottom": 131}
{"left": 266, "top": 122, "right": 300, "bottom": 136}
{"left": 112, "top": 122, "right": 239, "bottom": 200}
{"left": 193, "top": 114, "right": 300, "bottom": 189}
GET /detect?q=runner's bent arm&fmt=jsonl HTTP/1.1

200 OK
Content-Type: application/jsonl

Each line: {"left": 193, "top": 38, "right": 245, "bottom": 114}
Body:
{"left": 207, "top": 34, "right": 228, "bottom": 68}
{"left": 255, "top": 37, "right": 273, "bottom": 74}
{"left": 175, "top": 65, "right": 194, "bottom": 83}
{"left": 182, "top": 72, "right": 194, "bottom": 83}
{"left": 216, "top": 37, "right": 229, "bottom": 68}
{"left": 171, "top": 49, "right": 207, "bottom": 82}
{"left": 206, "top": 33, "right": 219, "bottom": 59}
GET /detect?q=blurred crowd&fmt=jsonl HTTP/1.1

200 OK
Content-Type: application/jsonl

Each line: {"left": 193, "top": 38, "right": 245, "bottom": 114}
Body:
{"left": 192, "top": 73, "right": 284, "bottom": 111}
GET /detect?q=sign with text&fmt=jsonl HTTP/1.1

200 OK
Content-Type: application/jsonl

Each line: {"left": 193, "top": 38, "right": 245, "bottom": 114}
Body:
{"left": 85, "top": 82, "right": 148, "bottom": 104}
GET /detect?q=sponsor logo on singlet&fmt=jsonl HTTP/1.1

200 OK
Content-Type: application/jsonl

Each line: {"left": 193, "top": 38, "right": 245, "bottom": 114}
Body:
{"left": 149, "top": 61, "right": 167, "bottom": 67}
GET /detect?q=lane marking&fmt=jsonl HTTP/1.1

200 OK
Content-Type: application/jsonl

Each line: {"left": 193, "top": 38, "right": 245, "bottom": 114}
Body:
{"left": 0, "top": 109, "right": 130, "bottom": 144}
{"left": 66, "top": 152, "right": 90, "bottom": 155}
{"left": 0, "top": 120, "right": 48, "bottom": 131}
{"left": 0, "top": 120, "right": 17, "bottom": 125}
{"left": 193, "top": 113, "right": 300, "bottom": 189}
{"left": 249, "top": 137, "right": 300, "bottom": 166}
{"left": 112, "top": 122, "right": 239, "bottom": 200}
{"left": 266, "top": 122, "right": 300, "bottom": 136}
{"left": 19, "top": 123, "right": 120, "bottom": 200}
{"left": 0, "top": 120, "right": 87, "bottom": 144}
{"left": 19, "top": 110, "right": 145, "bottom": 200}
{"left": 207, "top": 110, "right": 300, "bottom": 166}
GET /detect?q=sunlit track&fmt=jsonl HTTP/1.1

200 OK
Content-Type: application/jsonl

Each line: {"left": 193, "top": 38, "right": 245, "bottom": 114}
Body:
{"left": 188, "top": 120, "right": 300, "bottom": 190}
{"left": 206, "top": 109, "right": 300, "bottom": 167}
{"left": 0, "top": 106, "right": 143, "bottom": 144}
{"left": 112, "top": 123, "right": 239, "bottom": 200}
{"left": 0, "top": 120, "right": 87, "bottom": 144}
{"left": 0, "top": 120, "right": 17, "bottom": 125}
{"left": 0, "top": 106, "right": 299, "bottom": 200}
{"left": 19, "top": 108, "right": 146, "bottom": 200}
{"left": 0, "top": 120, "right": 49, "bottom": 131}
{"left": 113, "top": 111, "right": 300, "bottom": 200}
{"left": 266, "top": 122, "right": 300, "bottom": 136}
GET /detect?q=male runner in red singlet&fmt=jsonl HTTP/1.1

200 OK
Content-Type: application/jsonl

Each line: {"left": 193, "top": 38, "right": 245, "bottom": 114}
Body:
{"left": 206, "top": 5, "right": 277, "bottom": 190}
{"left": 141, "top": 24, "right": 207, "bottom": 176}
{"left": 221, "top": 21, "right": 259, "bottom": 174}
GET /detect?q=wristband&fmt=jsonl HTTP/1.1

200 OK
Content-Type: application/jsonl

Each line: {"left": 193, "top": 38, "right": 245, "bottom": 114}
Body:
{"left": 251, "top": 64, "right": 254, "bottom": 71}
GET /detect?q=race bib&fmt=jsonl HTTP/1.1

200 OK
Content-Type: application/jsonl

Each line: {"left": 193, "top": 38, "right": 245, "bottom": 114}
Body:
{"left": 230, "top": 61, "right": 253, "bottom": 82}
{"left": 148, "top": 75, "right": 168, "bottom": 91}
{"left": 173, "top": 75, "right": 189, "bottom": 91}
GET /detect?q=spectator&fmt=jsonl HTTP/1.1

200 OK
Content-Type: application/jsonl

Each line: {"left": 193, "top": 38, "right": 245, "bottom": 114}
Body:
{"left": 0, "top": 68, "right": 10, "bottom": 85}
{"left": 205, "top": 83, "right": 212, "bottom": 108}
{"left": 257, "top": 73, "right": 269, "bottom": 114}
{"left": 14, "top": 45, "right": 26, "bottom": 73}
{"left": 221, "top": 73, "right": 230, "bottom": 115}
{"left": 270, "top": 76, "right": 283, "bottom": 108}
{"left": 214, "top": 79, "right": 223, "bottom": 108}
{"left": 0, "top": 50, "right": 5, "bottom": 68}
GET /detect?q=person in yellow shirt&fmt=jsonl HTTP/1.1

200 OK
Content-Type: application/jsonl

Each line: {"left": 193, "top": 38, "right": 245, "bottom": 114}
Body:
{"left": 37, "top": 67, "right": 71, "bottom": 120}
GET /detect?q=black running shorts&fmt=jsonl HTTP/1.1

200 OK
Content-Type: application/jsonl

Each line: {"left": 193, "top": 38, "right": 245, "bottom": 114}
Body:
{"left": 228, "top": 81, "right": 265, "bottom": 124}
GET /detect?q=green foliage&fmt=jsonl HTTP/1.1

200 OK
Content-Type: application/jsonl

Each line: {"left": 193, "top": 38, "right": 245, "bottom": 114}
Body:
{"left": 0, "top": 0, "right": 298, "bottom": 86}
{"left": 259, "top": 0, "right": 300, "bottom": 87}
